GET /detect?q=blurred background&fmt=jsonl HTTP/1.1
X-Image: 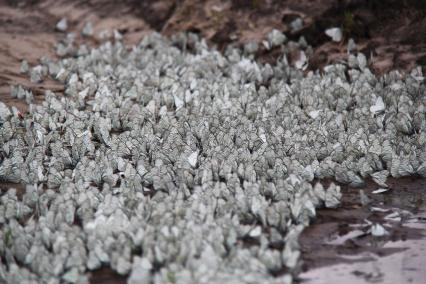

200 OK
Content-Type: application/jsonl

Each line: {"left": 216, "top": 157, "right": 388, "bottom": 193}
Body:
{"left": 1, "top": 0, "right": 426, "bottom": 73}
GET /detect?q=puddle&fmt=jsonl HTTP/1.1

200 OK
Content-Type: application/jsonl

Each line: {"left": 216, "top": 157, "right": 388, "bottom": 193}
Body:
{"left": 84, "top": 177, "right": 426, "bottom": 283}
{"left": 299, "top": 177, "right": 426, "bottom": 284}
{"left": 300, "top": 213, "right": 426, "bottom": 284}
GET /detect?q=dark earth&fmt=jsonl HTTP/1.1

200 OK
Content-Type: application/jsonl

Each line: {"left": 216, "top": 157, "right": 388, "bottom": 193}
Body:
{"left": 1, "top": 0, "right": 425, "bottom": 283}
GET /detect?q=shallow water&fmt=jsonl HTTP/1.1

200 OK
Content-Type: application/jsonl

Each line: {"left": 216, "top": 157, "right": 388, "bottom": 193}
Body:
{"left": 301, "top": 213, "right": 426, "bottom": 284}
{"left": 299, "top": 177, "right": 426, "bottom": 284}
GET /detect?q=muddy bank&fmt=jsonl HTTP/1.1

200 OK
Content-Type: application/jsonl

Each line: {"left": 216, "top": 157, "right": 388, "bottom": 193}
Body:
{"left": 148, "top": 0, "right": 426, "bottom": 74}
{"left": 299, "top": 176, "right": 426, "bottom": 283}
{"left": 0, "top": 0, "right": 151, "bottom": 111}
{"left": 301, "top": 233, "right": 426, "bottom": 284}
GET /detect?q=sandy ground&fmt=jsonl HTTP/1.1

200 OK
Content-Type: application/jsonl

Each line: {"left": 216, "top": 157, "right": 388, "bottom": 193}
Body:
{"left": 1, "top": 0, "right": 426, "bottom": 283}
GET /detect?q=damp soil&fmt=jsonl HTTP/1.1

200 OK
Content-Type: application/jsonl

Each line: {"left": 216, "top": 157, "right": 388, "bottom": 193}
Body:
{"left": 299, "top": 176, "right": 426, "bottom": 283}
{"left": 88, "top": 266, "right": 127, "bottom": 284}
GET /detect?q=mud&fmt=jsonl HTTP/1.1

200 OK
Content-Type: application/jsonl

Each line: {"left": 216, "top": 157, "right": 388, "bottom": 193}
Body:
{"left": 159, "top": 0, "right": 426, "bottom": 73}
{"left": 300, "top": 233, "right": 426, "bottom": 284}
{"left": 88, "top": 266, "right": 127, "bottom": 284}
{"left": 0, "top": 0, "right": 151, "bottom": 111}
{"left": 0, "top": 182, "right": 25, "bottom": 198}
{"left": 299, "top": 177, "right": 426, "bottom": 283}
